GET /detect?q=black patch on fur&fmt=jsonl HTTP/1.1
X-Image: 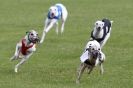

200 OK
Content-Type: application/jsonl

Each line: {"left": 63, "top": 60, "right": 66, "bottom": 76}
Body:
{"left": 102, "top": 18, "right": 111, "bottom": 33}
{"left": 84, "top": 60, "right": 95, "bottom": 66}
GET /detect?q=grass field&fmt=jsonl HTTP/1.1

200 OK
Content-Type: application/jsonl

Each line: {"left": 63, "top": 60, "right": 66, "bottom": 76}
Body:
{"left": 0, "top": 0, "right": 133, "bottom": 88}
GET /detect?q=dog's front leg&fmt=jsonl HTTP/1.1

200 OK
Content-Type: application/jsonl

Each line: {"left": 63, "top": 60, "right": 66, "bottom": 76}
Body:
{"left": 40, "top": 18, "right": 49, "bottom": 43}
{"left": 45, "top": 19, "right": 57, "bottom": 33}
{"left": 87, "top": 66, "right": 93, "bottom": 74}
{"left": 14, "top": 52, "right": 33, "bottom": 73}
{"left": 40, "top": 19, "right": 57, "bottom": 43}
{"left": 61, "top": 20, "right": 65, "bottom": 34}
{"left": 55, "top": 22, "right": 59, "bottom": 35}
{"left": 10, "top": 43, "right": 21, "bottom": 61}
{"left": 76, "top": 63, "right": 87, "bottom": 84}
{"left": 40, "top": 30, "right": 46, "bottom": 43}
{"left": 99, "top": 63, "right": 104, "bottom": 74}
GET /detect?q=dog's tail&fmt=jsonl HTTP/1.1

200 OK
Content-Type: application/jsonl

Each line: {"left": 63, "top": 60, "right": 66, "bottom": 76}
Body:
{"left": 110, "top": 21, "right": 113, "bottom": 26}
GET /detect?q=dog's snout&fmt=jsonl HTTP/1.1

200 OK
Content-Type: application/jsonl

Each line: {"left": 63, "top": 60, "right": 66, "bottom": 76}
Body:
{"left": 51, "top": 13, "right": 54, "bottom": 16}
{"left": 97, "top": 27, "right": 101, "bottom": 30}
{"left": 92, "top": 50, "right": 99, "bottom": 58}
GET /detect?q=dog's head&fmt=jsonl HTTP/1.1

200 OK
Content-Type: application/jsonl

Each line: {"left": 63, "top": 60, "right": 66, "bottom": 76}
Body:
{"left": 94, "top": 21, "right": 104, "bottom": 31}
{"left": 26, "top": 30, "right": 40, "bottom": 43}
{"left": 86, "top": 40, "right": 101, "bottom": 59}
{"left": 48, "top": 6, "right": 58, "bottom": 18}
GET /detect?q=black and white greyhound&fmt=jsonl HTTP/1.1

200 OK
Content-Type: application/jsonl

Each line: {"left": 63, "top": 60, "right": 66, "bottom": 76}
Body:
{"left": 90, "top": 18, "right": 113, "bottom": 48}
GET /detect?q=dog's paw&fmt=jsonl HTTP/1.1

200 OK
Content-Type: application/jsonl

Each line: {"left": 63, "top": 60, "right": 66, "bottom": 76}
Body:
{"left": 76, "top": 80, "right": 80, "bottom": 84}
{"left": 10, "top": 56, "right": 14, "bottom": 61}
{"left": 39, "top": 40, "right": 44, "bottom": 44}
{"left": 15, "top": 67, "right": 18, "bottom": 73}
{"left": 100, "top": 70, "right": 104, "bottom": 75}
{"left": 10, "top": 56, "right": 17, "bottom": 61}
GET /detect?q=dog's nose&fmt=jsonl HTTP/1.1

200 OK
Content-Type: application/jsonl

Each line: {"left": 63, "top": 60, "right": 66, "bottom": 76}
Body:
{"left": 97, "top": 27, "right": 101, "bottom": 31}
{"left": 51, "top": 13, "right": 54, "bottom": 17}
{"left": 92, "top": 50, "right": 99, "bottom": 58}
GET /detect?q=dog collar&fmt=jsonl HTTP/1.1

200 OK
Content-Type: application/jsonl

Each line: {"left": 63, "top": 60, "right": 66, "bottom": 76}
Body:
{"left": 28, "top": 34, "right": 33, "bottom": 43}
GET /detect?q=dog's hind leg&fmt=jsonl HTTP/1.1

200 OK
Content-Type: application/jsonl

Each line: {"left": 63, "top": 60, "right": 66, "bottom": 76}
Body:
{"left": 15, "top": 58, "right": 26, "bottom": 73}
{"left": 14, "top": 53, "right": 33, "bottom": 73}
{"left": 76, "top": 63, "right": 87, "bottom": 84}
{"left": 61, "top": 9, "right": 68, "bottom": 34}
{"left": 10, "top": 43, "right": 21, "bottom": 61}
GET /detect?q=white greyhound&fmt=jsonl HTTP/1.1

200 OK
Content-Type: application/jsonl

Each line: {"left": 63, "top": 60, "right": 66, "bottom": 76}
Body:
{"left": 76, "top": 40, "right": 105, "bottom": 84}
{"left": 10, "top": 30, "right": 40, "bottom": 73}
{"left": 40, "top": 3, "right": 68, "bottom": 43}
{"left": 90, "top": 18, "right": 113, "bottom": 48}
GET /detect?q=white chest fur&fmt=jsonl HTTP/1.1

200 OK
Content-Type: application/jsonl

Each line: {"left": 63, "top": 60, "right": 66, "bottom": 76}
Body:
{"left": 93, "top": 28, "right": 104, "bottom": 39}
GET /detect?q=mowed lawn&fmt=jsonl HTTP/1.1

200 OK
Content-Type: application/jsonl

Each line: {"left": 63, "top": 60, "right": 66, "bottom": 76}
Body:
{"left": 0, "top": 0, "right": 133, "bottom": 88}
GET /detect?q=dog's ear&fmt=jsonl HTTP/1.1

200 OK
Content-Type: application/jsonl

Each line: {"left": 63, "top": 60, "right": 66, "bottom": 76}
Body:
{"left": 86, "top": 48, "right": 89, "bottom": 51}
{"left": 26, "top": 31, "right": 30, "bottom": 35}
{"left": 86, "top": 47, "right": 91, "bottom": 52}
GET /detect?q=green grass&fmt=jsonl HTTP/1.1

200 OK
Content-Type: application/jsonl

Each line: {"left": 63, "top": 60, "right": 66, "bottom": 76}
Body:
{"left": 0, "top": 0, "right": 133, "bottom": 88}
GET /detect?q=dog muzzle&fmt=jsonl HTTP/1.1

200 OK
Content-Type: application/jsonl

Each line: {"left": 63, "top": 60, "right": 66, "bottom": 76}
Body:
{"left": 31, "top": 37, "right": 40, "bottom": 43}
{"left": 51, "top": 13, "right": 55, "bottom": 17}
{"left": 49, "top": 12, "right": 55, "bottom": 18}
{"left": 28, "top": 34, "right": 40, "bottom": 43}
{"left": 91, "top": 50, "right": 100, "bottom": 59}
{"left": 97, "top": 27, "right": 102, "bottom": 31}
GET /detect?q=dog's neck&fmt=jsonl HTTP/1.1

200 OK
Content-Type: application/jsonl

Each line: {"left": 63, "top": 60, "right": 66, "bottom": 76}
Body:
{"left": 24, "top": 35, "right": 33, "bottom": 45}
{"left": 85, "top": 57, "right": 96, "bottom": 66}
{"left": 84, "top": 51, "right": 95, "bottom": 66}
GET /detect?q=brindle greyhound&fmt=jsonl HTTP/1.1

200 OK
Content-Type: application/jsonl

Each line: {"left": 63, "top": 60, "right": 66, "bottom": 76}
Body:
{"left": 76, "top": 40, "right": 105, "bottom": 84}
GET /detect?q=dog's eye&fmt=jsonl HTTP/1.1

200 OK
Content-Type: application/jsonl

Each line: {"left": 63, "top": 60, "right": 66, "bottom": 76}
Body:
{"left": 98, "top": 48, "right": 100, "bottom": 50}
{"left": 30, "top": 33, "right": 33, "bottom": 36}
{"left": 92, "top": 48, "right": 95, "bottom": 50}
